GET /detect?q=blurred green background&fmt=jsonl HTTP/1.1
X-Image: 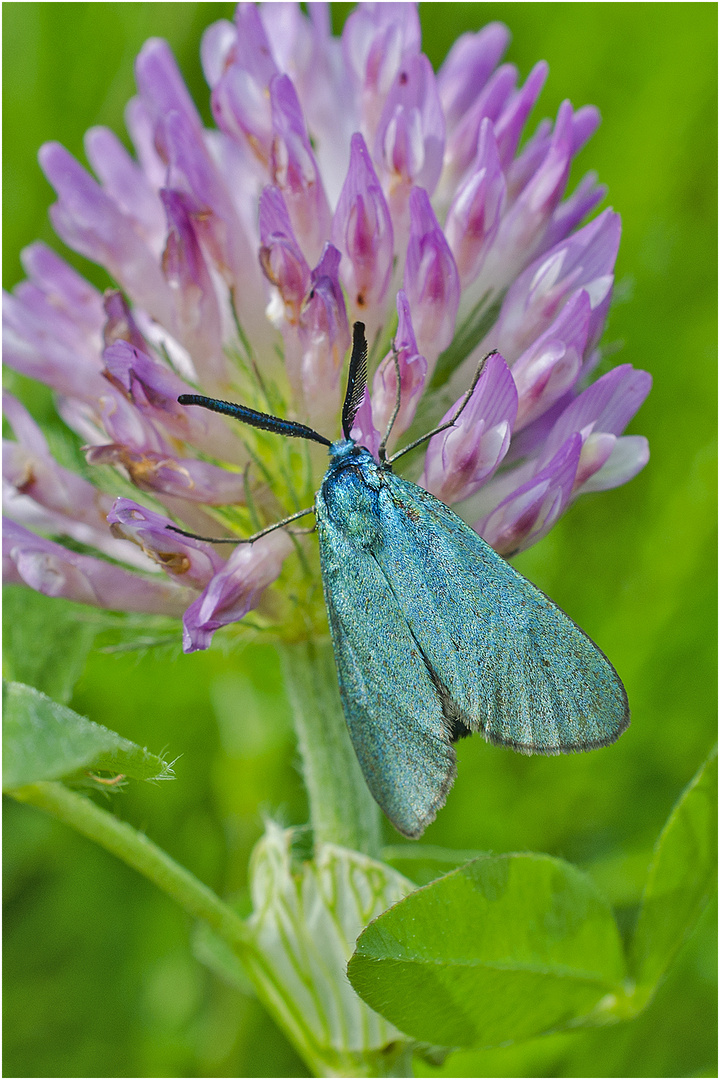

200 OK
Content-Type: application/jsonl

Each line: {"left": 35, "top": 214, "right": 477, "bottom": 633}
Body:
{"left": 3, "top": 3, "right": 716, "bottom": 1077}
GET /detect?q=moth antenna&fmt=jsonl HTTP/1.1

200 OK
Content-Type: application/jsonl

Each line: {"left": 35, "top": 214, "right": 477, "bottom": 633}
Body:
{"left": 178, "top": 395, "right": 331, "bottom": 447}
{"left": 378, "top": 342, "right": 402, "bottom": 463}
{"left": 166, "top": 505, "right": 315, "bottom": 545}
{"left": 388, "top": 351, "right": 497, "bottom": 465}
{"left": 341, "top": 322, "right": 369, "bottom": 440}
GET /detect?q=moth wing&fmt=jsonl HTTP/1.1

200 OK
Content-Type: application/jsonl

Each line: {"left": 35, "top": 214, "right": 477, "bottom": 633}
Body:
{"left": 317, "top": 507, "right": 457, "bottom": 839}
{"left": 376, "top": 472, "right": 629, "bottom": 754}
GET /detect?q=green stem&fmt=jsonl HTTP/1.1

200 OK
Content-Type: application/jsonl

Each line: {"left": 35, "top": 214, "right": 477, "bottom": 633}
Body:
{"left": 10, "top": 779, "right": 410, "bottom": 1077}
{"left": 10, "top": 780, "right": 250, "bottom": 954}
{"left": 280, "top": 640, "right": 382, "bottom": 857}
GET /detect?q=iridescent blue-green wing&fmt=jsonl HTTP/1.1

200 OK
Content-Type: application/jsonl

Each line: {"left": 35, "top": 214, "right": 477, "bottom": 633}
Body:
{"left": 376, "top": 472, "right": 629, "bottom": 755}
{"left": 316, "top": 503, "right": 457, "bottom": 839}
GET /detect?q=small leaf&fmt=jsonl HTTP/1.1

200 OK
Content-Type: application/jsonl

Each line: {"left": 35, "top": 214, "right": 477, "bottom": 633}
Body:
{"left": 348, "top": 853, "right": 626, "bottom": 1049}
{"left": 629, "top": 748, "right": 717, "bottom": 1000}
{"left": 2, "top": 681, "right": 174, "bottom": 791}
{"left": 2, "top": 586, "right": 97, "bottom": 703}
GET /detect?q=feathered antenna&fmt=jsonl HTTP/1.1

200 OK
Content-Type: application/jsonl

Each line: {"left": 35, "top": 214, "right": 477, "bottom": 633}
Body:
{"left": 341, "top": 322, "right": 368, "bottom": 440}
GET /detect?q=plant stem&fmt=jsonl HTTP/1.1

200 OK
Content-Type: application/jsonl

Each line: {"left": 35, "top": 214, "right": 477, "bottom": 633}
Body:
{"left": 11, "top": 779, "right": 411, "bottom": 1077}
{"left": 10, "top": 780, "right": 250, "bottom": 954}
{"left": 280, "top": 640, "right": 382, "bottom": 857}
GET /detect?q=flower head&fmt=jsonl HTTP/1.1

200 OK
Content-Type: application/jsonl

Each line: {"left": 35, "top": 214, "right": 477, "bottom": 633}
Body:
{"left": 3, "top": 2, "right": 650, "bottom": 650}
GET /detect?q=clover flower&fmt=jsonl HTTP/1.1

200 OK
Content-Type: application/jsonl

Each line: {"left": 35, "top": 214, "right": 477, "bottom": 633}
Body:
{"left": 3, "top": 2, "right": 651, "bottom": 654}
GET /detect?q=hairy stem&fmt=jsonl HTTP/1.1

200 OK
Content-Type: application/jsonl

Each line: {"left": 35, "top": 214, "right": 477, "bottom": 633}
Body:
{"left": 10, "top": 778, "right": 410, "bottom": 1077}
{"left": 280, "top": 640, "right": 382, "bottom": 857}
{"left": 11, "top": 780, "right": 251, "bottom": 951}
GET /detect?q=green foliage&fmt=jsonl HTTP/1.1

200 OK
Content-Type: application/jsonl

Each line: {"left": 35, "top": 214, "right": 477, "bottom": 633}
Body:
{"left": 3, "top": 681, "right": 175, "bottom": 790}
{"left": 629, "top": 748, "right": 718, "bottom": 1002}
{"left": 349, "top": 854, "right": 625, "bottom": 1048}
{"left": 2, "top": 587, "right": 98, "bottom": 704}
{"left": 2, "top": 2, "right": 716, "bottom": 1078}
{"left": 351, "top": 749, "right": 718, "bottom": 1057}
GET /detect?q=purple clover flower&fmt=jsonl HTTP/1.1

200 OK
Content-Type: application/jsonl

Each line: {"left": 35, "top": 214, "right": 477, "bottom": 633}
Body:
{"left": 3, "top": 2, "right": 651, "bottom": 651}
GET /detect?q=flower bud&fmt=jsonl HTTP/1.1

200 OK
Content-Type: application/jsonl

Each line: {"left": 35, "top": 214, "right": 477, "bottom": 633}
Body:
{"left": 244, "top": 823, "right": 414, "bottom": 1071}
{"left": 421, "top": 352, "right": 517, "bottom": 504}
{"left": 183, "top": 531, "right": 292, "bottom": 652}
{"left": 404, "top": 187, "right": 460, "bottom": 368}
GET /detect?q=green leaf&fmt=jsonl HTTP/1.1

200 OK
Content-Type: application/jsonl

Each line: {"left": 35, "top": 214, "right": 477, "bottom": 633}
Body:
{"left": 2, "top": 586, "right": 98, "bottom": 703}
{"left": 629, "top": 747, "right": 717, "bottom": 1001}
{"left": 348, "top": 853, "right": 626, "bottom": 1049}
{"left": 2, "top": 681, "right": 174, "bottom": 791}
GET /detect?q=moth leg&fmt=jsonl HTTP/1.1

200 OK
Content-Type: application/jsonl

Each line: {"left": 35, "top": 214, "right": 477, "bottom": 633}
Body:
{"left": 166, "top": 505, "right": 316, "bottom": 544}
{"left": 388, "top": 350, "right": 498, "bottom": 465}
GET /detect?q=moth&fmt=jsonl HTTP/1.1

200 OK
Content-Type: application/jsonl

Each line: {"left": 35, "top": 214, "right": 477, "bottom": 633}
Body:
{"left": 176, "top": 322, "right": 629, "bottom": 837}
